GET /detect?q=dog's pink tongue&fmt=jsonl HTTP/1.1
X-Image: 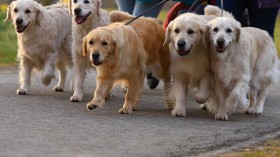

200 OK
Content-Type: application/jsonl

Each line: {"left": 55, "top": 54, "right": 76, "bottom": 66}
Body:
{"left": 75, "top": 16, "right": 84, "bottom": 24}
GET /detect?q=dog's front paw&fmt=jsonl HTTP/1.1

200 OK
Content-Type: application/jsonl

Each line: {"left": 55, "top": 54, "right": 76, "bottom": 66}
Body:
{"left": 172, "top": 109, "right": 186, "bottom": 117}
{"left": 17, "top": 89, "right": 28, "bottom": 95}
{"left": 53, "top": 85, "right": 64, "bottom": 92}
{"left": 86, "top": 102, "right": 98, "bottom": 110}
{"left": 245, "top": 108, "right": 254, "bottom": 115}
{"left": 70, "top": 95, "right": 82, "bottom": 102}
{"left": 41, "top": 74, "right": 54, "bottom": 86}
{"left": 118, "top": 107, "right": 133, "bottom": 114}
{"left": 215, "top": 112, "right": 228, "bottom": 121}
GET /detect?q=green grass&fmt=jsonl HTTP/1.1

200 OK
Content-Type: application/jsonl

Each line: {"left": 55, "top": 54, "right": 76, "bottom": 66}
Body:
{"left": 0, "top": 10, "right": 279, "bottom": 66}
{"left": 0, "top": 11, "right": 18, "bottom": 66}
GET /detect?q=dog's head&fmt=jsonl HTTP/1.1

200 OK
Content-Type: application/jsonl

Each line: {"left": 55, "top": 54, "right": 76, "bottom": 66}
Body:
{"left": 164, "top": 13, "right": 206, "bottom": 56}
{"left": 4, "top": 0, "right": 43, "bottom": 33}
{"left": 83, "top": 27, "right": 117, "bottom": 66}
{"left": 206, "top": 17, "right": 241, "bottom": 54}
{"left": 69, "top": 0, "right": 101, "bottom": 24}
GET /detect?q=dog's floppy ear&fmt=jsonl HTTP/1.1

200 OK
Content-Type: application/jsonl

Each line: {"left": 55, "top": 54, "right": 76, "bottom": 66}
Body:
{"left": 96, "top": 0, "right": 101, "bottom": 17}
{"left": 83, "top": 37, "right": 88, "bottom": 56}
{"left": 68, "top": 0, "right": 72, "bottom": 15}
{"left": 163, "top": 21, "right": 173, "bottom": 45}
{"left": 4, "top": 4, "right": 12, "bottom": 22}
{"left": 203, "top": 24, "right": 211, "bottom": 47}
{"left": 35, "top": 3, "right": 43, "bottom": 27}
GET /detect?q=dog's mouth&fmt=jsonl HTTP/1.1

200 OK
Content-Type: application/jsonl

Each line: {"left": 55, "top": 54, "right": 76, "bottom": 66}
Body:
{"left": 92, "top": 61, "right": 103, "bottom": 66}
{"left": 75, "top": 12, "right": 91, "bottom": 24}
{"left": 177, "top": 46, "right": 192, "bottom": 56}
{"left": 16, "top": 23, "right": 29, "bottom": 33}
{"left": 216, "top": 46, "right": 225, "bottom": 53}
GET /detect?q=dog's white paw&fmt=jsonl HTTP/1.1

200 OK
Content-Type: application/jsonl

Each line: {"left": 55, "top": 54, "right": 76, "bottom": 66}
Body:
{"left": 119, "top": 107, "right": 133, "bottom": 114}
{"left": 41, "top": 74, "right": 54, "bottom": 86}
{"left": 53, "top": 85, "right": 64, "bottom": 92}
{"left": 70, "top": 95, "right": 82, "bottom": 102}
{"left": 172, "top": 109, "right": 186, "bottom": 117}
{"left": 17, "top": 89, "right": 28, "bottom": 95}
{"left": 215, "top": 112, "right": 228, "bottom": 121}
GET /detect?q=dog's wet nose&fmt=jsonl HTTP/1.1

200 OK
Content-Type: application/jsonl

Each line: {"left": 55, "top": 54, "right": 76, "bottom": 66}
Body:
{"left": 217, "top": 39, "right": 225, "bottom": 46}
{"left": 16, "top": 18, "right": 23, "bottom": 25}
{"left": 74, "top": 8, "right": 81, "bottom": 15}
{"left": 177, "top": 40, "right": 186, "bottom": 49}
{"left": 92, "top": 53, "right": 100, "bottom": 60}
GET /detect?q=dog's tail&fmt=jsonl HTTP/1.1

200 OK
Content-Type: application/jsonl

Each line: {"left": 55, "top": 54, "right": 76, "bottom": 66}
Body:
{"left": 109, "top": 11, "right": 134, "bottom": 23}
{"left": 204, "top": 5, "right": 234, "bottom": 19}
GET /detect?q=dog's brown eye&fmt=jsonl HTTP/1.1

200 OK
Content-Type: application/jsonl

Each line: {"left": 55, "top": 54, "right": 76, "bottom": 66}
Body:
{"left": 89, "top": 41, "right": 94, "bottom": 45}
{"left": 14, "top": 8, "right": 18, "bottom": 13}
{"left": 226, "top": 28, "right": 232, "bottom": 33}
{"left": 25, "top": 9, "right": 31, "bottom": 14}
{"left": 213, "top": 27, "right": 219, "bottom": 32}
{"left": 174, "top": 28, "right": 180, "bottom": 34}
{"left": 102, "top": 41, "right": 108, "bottom": 46}
{"left": 187, "top": 29, "right": 194, "bottom": 35}
{"left": 84, "top": 0, "right": 89, "bottom": 3}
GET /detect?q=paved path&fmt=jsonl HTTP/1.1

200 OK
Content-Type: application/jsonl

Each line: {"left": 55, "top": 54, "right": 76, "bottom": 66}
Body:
{"left": 0, "top": 67, "right": 279, "bottom": 157}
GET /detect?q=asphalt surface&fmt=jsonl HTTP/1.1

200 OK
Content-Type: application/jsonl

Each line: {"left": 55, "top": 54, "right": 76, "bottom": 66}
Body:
{"left": 0, "top": 66, "right": 279, "bottom": 157}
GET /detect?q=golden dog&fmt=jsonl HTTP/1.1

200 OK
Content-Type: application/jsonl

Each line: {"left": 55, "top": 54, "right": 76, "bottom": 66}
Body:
{"left": 83, "top": 23, "right": 147, "bottom": 114}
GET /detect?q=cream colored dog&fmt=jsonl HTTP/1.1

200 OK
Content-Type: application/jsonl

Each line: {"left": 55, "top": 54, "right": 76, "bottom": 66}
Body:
{"left": 206, "top": 17, "right": 279, "bottom": 120}
{"left": 83, "top": 23, "right": 147, "bottom": 114}
{"left": 5, "top": 0, "right": 72, "bottom": 95}
{"left": 69, "top": 0, "right": 110, "bottom": 102}
{"left": 164, "top": 5, "right": 233, "bottom": 117}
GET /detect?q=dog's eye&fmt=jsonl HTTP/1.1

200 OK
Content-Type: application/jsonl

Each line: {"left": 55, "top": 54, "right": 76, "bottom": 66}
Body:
{"left": 25, "top": 9, "right": 31, "bottom": 14}
{"left": 73, "top": 0, "right": 77, "bottom": 3}
{"left": 102, "top": 41, "right": 108, "bottom": 46}
{"left": 89, "top": 40, "right": 94, "bottom": 45}
{"left": 213, "top": 27, "right": 219, "bottom": 32}
{"left": 84, "top": 0, "right": 90, "bottom": 3}
{"left": 174, "top": 28, "right": 180, "bottom": 34}
{"left": 187, "top": 29, "right": 194, "bottom": 35}
{"left": 226, "top": 28, "right": 232, "bottom": 33}
{"left": 14, "top": 8, "right": 18, "bottom": 13}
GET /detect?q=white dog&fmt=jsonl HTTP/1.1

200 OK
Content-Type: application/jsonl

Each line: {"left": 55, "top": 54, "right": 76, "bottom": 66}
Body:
{"left": 206, "top": 17, "right": 279, "bottom": 120}
{"left": 164, "top": 5, "right": 233, "bottom": 117}
{"left": 5, "top": 0, "right": 72, "bottom": 95}
{"left": 68, "top": 0, "right": 110, "bottom": 102}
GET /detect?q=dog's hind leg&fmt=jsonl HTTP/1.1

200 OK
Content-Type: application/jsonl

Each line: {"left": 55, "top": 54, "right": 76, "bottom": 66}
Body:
{"left": 41, "top": 53, "right": 56, "bottom": 86}
{"left": 253, "top": 87, "right": 268, "bottom": 116}
{"left": 245, "top": 90, "right": 257, "bottom": 115}
{"left": 53, "top": 61, "right": 67, "bottom": 92}
{"left": 17, "top": 58, "right": 33, "bottom": 95}
{"left": 195, "top": 75, "right": 211, "bottom": 104}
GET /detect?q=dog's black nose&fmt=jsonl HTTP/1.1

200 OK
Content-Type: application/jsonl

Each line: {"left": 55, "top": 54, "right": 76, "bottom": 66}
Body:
{"left": 16, "top": 18, "right": 23, "bottom": 25}
{"left": 74, "top": 8, "right": 81, "bottom": 15}
{"left": 217, "top": 39, "right": 225, "bottom": 46}
{"left": 177, "top": 40, "right": 186, "bottom": 48}
{"left": 92, "top": 53, "right": 100, "bottom": 60}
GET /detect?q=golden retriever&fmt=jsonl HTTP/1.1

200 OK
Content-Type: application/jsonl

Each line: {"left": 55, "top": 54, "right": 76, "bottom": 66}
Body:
{"left": 164, "top": 5, "right": 233, "bottom": 117}
{"left": 83, "top": 23, "right": 147, "bottom": 114}
{"left": 109, "top": 11, "right": 172, "bottom": 108}
{"left": 68, "top": 0, "right": 110, "bottom": 102}
{"left": 206, "top": 17, "right": 279, "bottom": 120}
{"left": 5, "top": 0, "right": 72, "bottom": 94}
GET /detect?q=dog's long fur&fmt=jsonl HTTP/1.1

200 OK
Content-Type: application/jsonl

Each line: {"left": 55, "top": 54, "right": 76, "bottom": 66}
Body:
{"left": 83, "top": 23, "right": 147, "bottom": 114}
{"left": 206, "top": 17, "right": 279, "bottom": 120}
{"left": 69, "top": 0, "right": 110, "bottom": 102}
{"left": 109, "top": 11, "right": 172, "bottom": 108}
{"left": 163, "top": 5, "right": 232, "bottom": 117}
{"left": 5, "top": 0, "right": 72, "bottom": 94}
